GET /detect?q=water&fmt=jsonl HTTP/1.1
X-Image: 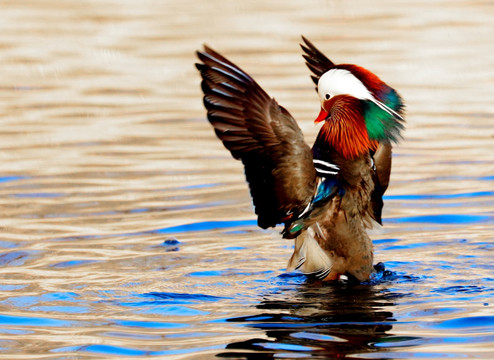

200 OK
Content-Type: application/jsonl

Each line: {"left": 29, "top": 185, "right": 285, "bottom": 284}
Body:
{"left": 1, "top": 0, "right": 493, "bottom": 358}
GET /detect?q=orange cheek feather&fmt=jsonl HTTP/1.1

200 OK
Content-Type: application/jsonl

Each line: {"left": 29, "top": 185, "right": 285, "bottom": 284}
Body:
{"left": 318, "top": 95, "right": 373, "bottom": 160}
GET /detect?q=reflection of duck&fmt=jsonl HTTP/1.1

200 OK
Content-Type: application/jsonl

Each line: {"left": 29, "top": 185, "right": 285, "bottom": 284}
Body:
{"left": 217, "top": 279, "right": 399, "bottom": 359}
{"left": 196, "top": 37, "right": 405, "bottom": 282}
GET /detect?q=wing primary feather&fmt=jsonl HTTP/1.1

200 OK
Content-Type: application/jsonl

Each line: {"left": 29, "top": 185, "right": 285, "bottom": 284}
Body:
{"left": 196, "top": 45, "right": 317, "bottom": 229}
{"left": 300, "top": 36, "right": 336, "bottom": 85}
{"left": 196, "top": 65, "right": 248, "bottom": 93}
{"left": 300, "top": 36, "right": 334, "bottom": 66}
{"left": 198, "top": 49, "right": 253, "bottom": 84}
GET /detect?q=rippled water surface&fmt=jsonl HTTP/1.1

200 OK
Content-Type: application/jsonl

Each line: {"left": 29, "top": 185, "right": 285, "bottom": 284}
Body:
{"left": 1, "top": 0, "right": 494, "bottom": 359}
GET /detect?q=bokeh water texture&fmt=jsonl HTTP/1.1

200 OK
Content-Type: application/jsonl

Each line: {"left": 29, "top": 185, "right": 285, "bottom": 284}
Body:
{"left": 0, "top": 0, "right": 493, "bottom": 359}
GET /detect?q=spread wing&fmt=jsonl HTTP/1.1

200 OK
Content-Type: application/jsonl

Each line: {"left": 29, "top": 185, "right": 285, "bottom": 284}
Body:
{"left": 300, "top": 36, "right": 335, "bottom": 86}
{"left": 195, "top": 46, "right": 317, "bottom": 229}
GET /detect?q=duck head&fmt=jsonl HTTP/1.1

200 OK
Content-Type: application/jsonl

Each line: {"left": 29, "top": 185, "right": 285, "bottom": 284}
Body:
{"left": 314, "top": 65, "right": 404, "bottom": 160}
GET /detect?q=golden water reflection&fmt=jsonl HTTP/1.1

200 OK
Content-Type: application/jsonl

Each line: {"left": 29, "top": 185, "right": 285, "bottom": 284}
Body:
{"left": 0, "top": 0, "right": 493, "bottom": 358}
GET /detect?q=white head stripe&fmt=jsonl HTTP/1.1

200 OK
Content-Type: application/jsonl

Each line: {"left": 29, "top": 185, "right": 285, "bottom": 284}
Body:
{"left": 317, "top": 68, "right": 402, "bottom": 120}
{"left": 318, "top": 69, "right": 373, "bottom": 102}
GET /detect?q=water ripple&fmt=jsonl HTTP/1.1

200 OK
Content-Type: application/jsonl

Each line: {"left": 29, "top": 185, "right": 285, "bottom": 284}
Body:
{"left": 1, "top": 0, "right": 494, "bottom": 358}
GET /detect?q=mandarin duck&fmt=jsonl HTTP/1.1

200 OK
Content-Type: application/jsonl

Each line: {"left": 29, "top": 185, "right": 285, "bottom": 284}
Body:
{"left": 195, "top": 37, "right": 404, "bottom": 282}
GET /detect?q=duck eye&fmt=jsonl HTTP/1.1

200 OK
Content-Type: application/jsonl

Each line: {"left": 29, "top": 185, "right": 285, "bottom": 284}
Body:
{"left": 325, "top": 94, "right": 331, "bottom": 100}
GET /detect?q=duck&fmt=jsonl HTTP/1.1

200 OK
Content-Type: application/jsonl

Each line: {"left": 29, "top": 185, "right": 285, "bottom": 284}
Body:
{"left": 195, "top": 36, "right": 405, "bottom": 282}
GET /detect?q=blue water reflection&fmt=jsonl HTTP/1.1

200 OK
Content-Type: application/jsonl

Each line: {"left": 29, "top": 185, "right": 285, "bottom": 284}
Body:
{"left": 386, "top": 191, "right": 494, "bottom": 200}
{"left": 0, "top": 176, "right": 28, "bottom": 183}
{"left": 154, "top": 220, "right": 258, "bottom": 234}
{"left": 388, "top": 214, "right": 492, "bottom": 224}
{"left": 0, "top": 314, "right": 75, "bottom": 327}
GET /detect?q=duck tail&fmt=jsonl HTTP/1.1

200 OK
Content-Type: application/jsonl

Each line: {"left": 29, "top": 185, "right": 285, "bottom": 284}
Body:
{"left": 287, "top": 227, "right": 332, "bottom": 280}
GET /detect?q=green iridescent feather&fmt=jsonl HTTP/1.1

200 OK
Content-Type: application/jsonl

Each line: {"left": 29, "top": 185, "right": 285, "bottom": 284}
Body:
{"left": 363, "top": 87, "right": 405, "bottom": 143}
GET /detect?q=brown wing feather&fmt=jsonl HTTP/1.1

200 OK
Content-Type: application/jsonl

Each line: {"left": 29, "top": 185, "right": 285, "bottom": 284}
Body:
{"left": 370, "top": 142, "right": 392, "bottom": 224}
{"left": 196, "top": 46, "right": 317, "bottom": 229}
{"left": 300, "top": 36, "right": 335, "bottom": 86}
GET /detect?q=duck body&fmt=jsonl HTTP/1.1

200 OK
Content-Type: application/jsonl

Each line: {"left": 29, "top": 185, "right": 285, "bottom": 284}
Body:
{"left": 287, "top": 152, "right": 375, "bottom": 281}
{"left": 195, "top": 37, "right": 404, "bottom": 282}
